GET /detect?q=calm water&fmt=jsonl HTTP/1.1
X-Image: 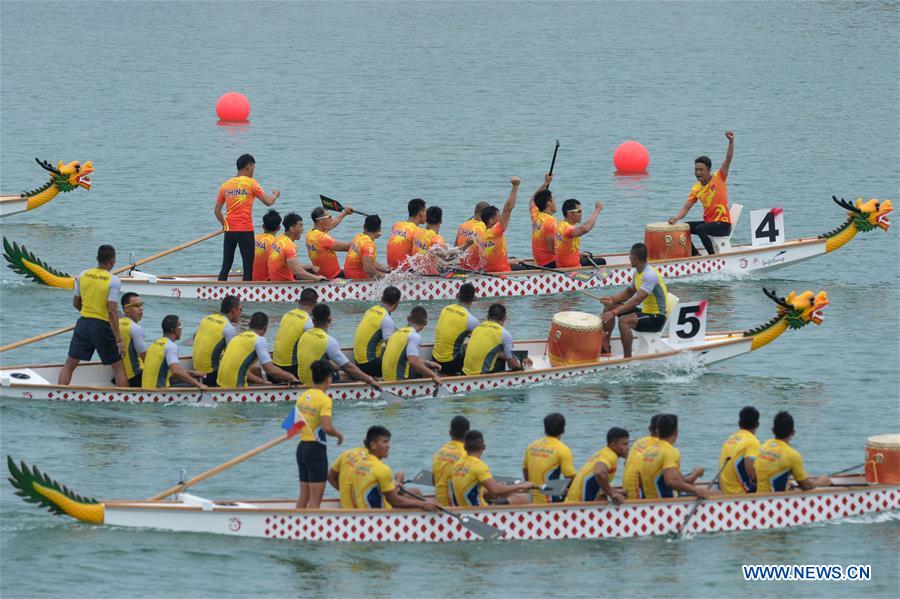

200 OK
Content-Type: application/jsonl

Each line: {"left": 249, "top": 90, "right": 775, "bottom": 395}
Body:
{"left": 1, "top": 1, "right": 899, "bottom": 597}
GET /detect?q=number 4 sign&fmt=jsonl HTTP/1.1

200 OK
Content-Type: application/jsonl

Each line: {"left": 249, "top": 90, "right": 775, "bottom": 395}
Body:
{"left": 750, "top": 207, "right": 786, "bottom": 247}
{"left": 668, "top": 300, "right": 708, "bottom": 347}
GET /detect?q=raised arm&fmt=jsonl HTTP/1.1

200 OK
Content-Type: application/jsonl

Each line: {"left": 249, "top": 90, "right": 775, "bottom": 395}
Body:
{"left": 719, "top": 130, "right": 735, "bottom": 179}
{"left": 331, "top": 207, "right": 353, "bottom": 229}
{"left": 498, "top": 177, "right": 521, "bottom": 230}
{"left": 530, "top": 173, "right": 553, "bottom": 209}
{"left": 572, "top": 202, "right": 604, "bottom": 237}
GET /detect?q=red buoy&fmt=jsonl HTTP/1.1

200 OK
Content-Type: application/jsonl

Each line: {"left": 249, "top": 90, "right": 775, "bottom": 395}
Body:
{"left": 216, "top": 92, "right": 251, "bottom": 122}
{"left": 613, "top": 141, "right": 650, "bottom": 174}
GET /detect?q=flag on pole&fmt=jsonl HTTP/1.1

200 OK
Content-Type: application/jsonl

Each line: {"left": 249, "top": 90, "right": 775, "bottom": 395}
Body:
{"left": 281, "top": 406, "right": 306, "bottom": 438}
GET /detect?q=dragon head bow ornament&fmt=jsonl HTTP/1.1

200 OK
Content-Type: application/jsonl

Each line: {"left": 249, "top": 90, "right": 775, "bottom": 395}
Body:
{"left": 23, "top": 158, "right": 94, "bottom": 210}
{"left": 744, "top": 288, "right": 829, "bottom": 350}
{"left": 820, "top": 196, "right": 892, "bottom": 252}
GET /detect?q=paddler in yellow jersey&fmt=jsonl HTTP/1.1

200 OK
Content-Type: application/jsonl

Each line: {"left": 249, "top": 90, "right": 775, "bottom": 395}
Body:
{"left": 387, "top": 198, "right": 427, "bottom": 270}
{"left": 718, "top": 406, "right": 761, "bottom": 494}
{"left": 432, "top": 416, "right": 470, "bottom": 506}
{"left": 451, "top": 430, "right": 534, "bottom": 507}
{"left": 463, "top": 304, "right": 531, "bottom": 375}
{"left": 352, "top": 286, "right": 401, "bottom": 378}
{"left": 565, "top": 427, "right": 629, "bottom": 504}
{"left": 621, "top": 414, "right": 661, "bottom": 498}
{"left": 380, "top": 306, "right": 443, "bottom": 384}
{"left": 523, "top": 413, "right": 577, "bottom": 503}
{"left": 433, "top": 283, "right": 479, "bottom": 375}
{"left": 755, "top": 411, "right": 831, "bottom": 493}
{"left": 599, "top": 242, "right": 669, "bottom": 358}
{"left": 192, "top": 296, "right": 242, "bottom": 387}
{"left": 119, "top": 292, "right": 148, "bottom": 387}
{"left": 252, "top": 209, "right": 281, "bottom": 281}
{"left": 296, "top": 304, "right": 379, "bottom": 388}
{"left": 553, "top": 199, "right": 604, "bottom": 268}
{"left": 306, "top": 206, "right": 354, "bottom": 280}
{"left": 351, "top": 425, "right": 437, "bottom": 511}
{"left": 216, "top": 312, "right": 299, "bottom": 387}
{"left": 328, "top": 445, "right": 370, "bottom": 508}
{"left": 272, "top": 287, "right": 318, "bottom": 378}
{"left": 456, "top": 201, "right": 489, "bottom": 270}
{"left": 625, "top": 414, "right": 713, "bottom": 500}
{"left": 295, "top": 360, "right": 345, "bottom": 509}
{"left": 58, "top": 245, "right": 128, "bottom": 387}
{"left": 141, "top": 315, "right": 207, "bottom": 390}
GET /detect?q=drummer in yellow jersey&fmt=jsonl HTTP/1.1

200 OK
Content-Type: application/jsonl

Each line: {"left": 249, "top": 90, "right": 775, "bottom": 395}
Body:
{"left": 295, "top": 360, "right": 345, "bottom": 509}
{"left": 755, "top": 411, "right": 831, "bottom": 493}
{"left": 451, "top": 430, "right": 534, "bottom": 507}
{"left": 272, "top": 288, "right": 319, "bottom": 378}
{"left": 216, "top": 312, "right": 298, "bottom": 387}
{"left": 380, "top": 307, "right": 443, "bottom": 384}
{"left": 351, "top": 426, "right": 436, "bottom": 511}
{"left": 141, "top": 315, "right": 207, "bottom": 390}
{"left": 522, "top": 413, "right": 577, "bottom": 503}
{"left": 192, "top": 295, "right": 242, "bottom": 386}
{"left": 59, "top": 245, "right": 128, "bottom": 387}
{"left": 463, "top": 304, "right": 531, "bottom": 375}
{"left": 352, "top": 286, "right": 401, "bottom": 378}
{"left": 433, "top": 283, "right": 479, "bottom": 376}
{"left": 119, "top": 292, "right": 148, "bottom": 387}
{"left": 565, "top": 427, "right": 629, "bottom": 504}
{"left": 296, "top": 304, "right": 379, "bottom": 388}
{"left": 599, "top": 242, "right": 669, "bottom": 358}
{"left": 432, "top": 416, "right": 470, "bottom": 506}
{"left": 718, "top": 406, "right": 761, "bottom": 494}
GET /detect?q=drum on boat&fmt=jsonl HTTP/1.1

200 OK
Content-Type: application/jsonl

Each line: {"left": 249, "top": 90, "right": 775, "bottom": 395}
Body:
{"left": 547, "top": 311, "right": 604, "bottom": 367}
{"left": 865, "top": 433, "right": 900, "bottom": 484}
{"left": 644, "top": 222, "right": 690, "bottom": 260}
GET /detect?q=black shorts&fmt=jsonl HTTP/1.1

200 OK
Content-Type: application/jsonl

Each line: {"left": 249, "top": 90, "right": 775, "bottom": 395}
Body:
{"left": 357, "top": 359, "right": 382, "bottom": 378}
{"left": 203, "top": 371, "right": 219, "bottom": 387}
{"left": 635, "top": 311, "right": 666, "bottom": 333}
{"left": 128, "top": 373, "right": 142, "bottom": 387}
{"left": 297, "top": 441, "right": 328, "bottom": 483}
{"left": 68, "top": 317, "right": 121, "bottom": 365}
{"left": 436, "top": 354, "right": 464, "bottom": 377}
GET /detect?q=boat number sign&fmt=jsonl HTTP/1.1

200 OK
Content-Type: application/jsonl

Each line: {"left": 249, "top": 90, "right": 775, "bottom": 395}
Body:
{"left": 750, "top": 208, "right": 786, "bottom": 247}
{"left": 668, "top": 300, "right": 708, "bottom": 347}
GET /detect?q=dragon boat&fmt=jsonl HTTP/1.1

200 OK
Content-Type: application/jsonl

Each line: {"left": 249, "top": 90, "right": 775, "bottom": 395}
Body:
{"left": 0, "top": 158, "right": 94, "bottom": 218}
{"left": 0, "top": 288, "right": 827, "bottom": 404}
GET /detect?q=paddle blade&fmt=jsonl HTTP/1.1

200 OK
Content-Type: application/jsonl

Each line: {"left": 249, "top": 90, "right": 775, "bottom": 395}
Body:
{"left": 539, "top": 478, "right": 570, "bottom": 496}
{"left": 380, "top": 389, "right": 404, "bottom": 404}
{"left": 434, "top": 385, "right": 452, "bottom": 399}
{"left": 319, "top": 195, "right": 343, "bottom": 212}
{"left": 407, "top": 470, "right": 435, "bottom": 486}
{"left": 459, "top": 514, "right": 505, "bottom": 541}
{"left": 568, "top": 271, "right": 594, "bottom": 282}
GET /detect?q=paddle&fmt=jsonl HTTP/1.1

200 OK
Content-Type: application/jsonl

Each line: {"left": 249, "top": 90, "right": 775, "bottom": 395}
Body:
{"left": 319, "top": 195, "right": 371, "bottom": 217}
{"left": 509, "top": 259, "right": 595, "bottom": 282}
{"left": 147, "top": 433, "right": 290, "bottom": 501}
{"left": 445, "top": 266, "right": 507, "bottom": 280}
{"left": 829, "top": 463, "right": 864, "bottom": 476}
{"left": 398, "top": 485, "right": 505, "bottom": 540}
{"left": 548, "top": 140, "right": 560, "bottom": 188}
{"left": 401, "top": 469, "right": 564, "bottom": 495}
{"left": 676, "top": 458, "right": 729, "bottom": 540}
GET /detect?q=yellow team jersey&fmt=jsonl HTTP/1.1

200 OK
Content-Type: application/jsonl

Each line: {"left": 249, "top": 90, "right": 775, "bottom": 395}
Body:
{"left": 755, "top": 438, "right": 808, "bottom": 493}
{"left": 565, "top": 447, "right": 619, "bottom": 503}
{"left": 295, "top": 388, "right": 333, "bottom": 443}
{"left": 433, "top": 304, "right": 474, "bottom": 363}
{"left": 432, "top": 440, "right": 466, "bottom": 506}
{"left": 353, "top": 305, "right": 390, "bottom": 364}
{"left": 78, "top": 268, "right": 114, "bottom": 321}
{"left": 330, "top": 447, "right": 369, "bottom": 508}
{"left": 352, "top": 454, "right": 396, "bottom": 509}
{"left": 633, "top": 439, "right": 681, "bottom": 500}
{"left": 633, "top": 266, "right": 669, "bottom": 316}
{"left": 193, "top": 314, "right": 230, "bottom": 374}
{"left": 719, "top": 429, "right": 761, "bottom": 494}
{"left": 622, "top": 436, "right": 659, "bottom": 499}
{"left": 119, "top": 317, "right": 143, "bottom": 380}
{"left": 296, "top": 328, "right": 329, "bottom": 386}
{"left": 273, "top": 308, "right": 311, "bottom": 367}
{"left": 381, "top": 326, "right": 415, "bottom": 382}
{"left": 462, "top": 321, "right": 504, "bottom": 375}
{"left": 141, "top": 337, "right": 173, "bottom": 389}
{"left": 450, "top": 455, "right": 493, "bottom": 507}
{"left": 216, "top": 331, "right": 261, "bottom": 388}
{"left": 523, "top": 436, "right": 577, "bottom": 504}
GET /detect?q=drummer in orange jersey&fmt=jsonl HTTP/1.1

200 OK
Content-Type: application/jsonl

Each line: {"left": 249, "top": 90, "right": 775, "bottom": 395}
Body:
{"left": 252, "top": 209, "right": 281, "bottom": 281}
{"left": 306, "top": 206, "right": 354, "bottom": 280}
{"left": 387, "top": 199, "right": 427, "bottom": 270}
{"left": 456, "top": 202, "right": 489, "bottom": 270}
{"left": 480, "top": 177, "right": 530, "bottom": 273}
{"left": 345, "top": 215, "right": 390, "bottom": 280}
{"left": 267, "top": 213, "right": 327, "bottom": 283}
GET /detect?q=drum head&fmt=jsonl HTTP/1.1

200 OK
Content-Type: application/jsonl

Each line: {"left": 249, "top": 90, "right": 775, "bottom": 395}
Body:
{"left": 867, "top": 433, "right": 900, "bottom": 448}
{"left": 551, "top": 311, "right": 602, "bottom": 330}
{"left": 646, "top": 221, "right": 689, "bottom": 232}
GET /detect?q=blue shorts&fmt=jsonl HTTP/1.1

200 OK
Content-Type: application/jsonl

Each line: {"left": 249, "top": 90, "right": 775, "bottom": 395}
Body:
{"left": 68, "top": 317, "right": 121, "bottom": 365}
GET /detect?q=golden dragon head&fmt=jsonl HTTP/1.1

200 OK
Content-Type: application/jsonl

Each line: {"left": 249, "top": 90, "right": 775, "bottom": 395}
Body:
{"left": 765, "top": 288, "right": 829, "bottom": 329}
{"left": 35, "top": 158, "right": 94, "bottom": 191}
{"left": 833, "top": 196, "right": 892, "bottom": 232}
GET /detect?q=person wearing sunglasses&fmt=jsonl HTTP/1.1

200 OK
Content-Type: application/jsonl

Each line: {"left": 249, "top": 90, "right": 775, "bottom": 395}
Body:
{"left": 119, "top": 292, "right": 148, "bottom": 387}
{"left": 306, "top": 206, "right": 354, "bottom": 279}
{"left": 552, "top": 199, "right": 604, "bottom": 268}
{"left": 142, "top": 315, "right": 207, "bottom": 390}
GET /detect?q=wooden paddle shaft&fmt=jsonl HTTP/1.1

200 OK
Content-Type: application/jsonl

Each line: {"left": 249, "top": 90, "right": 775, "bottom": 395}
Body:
{"left": 147, "top": 433, "right": 289, "bottom": 501}
{"left": 0, "top": 324, "right": 75, "bottom": 353}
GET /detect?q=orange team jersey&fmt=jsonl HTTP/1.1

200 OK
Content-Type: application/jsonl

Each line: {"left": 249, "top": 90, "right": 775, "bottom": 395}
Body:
{"left": 554, "top": 220, "right": 581, "bottom": 268}
{"left": 530, "top": 204, "right": 557, "bottom": 266}
{"left": 305, "top": 229, "right": 342, "bottom": 279}
{"left": 688, "top": 169, "right": 731, "bottom": 224}
{"left": 344, "top": 233, "right": 377, "bottom": 279}
{"left": 252, "top": 232, "right": 277, "bottom": 281}
{"left": 456, "top": 219, "right": 485, "bottom": 270}
{"left": 267, "top": 235, "right": 297, "bottom": 282}
{"left": 480, "top": 222, "right": 509, "bottom": 272}
{"left": 412, "top": 228, "right": 445, "bottom": 275}
{"left": 387, "top": 221, "right": 419, "bottom": 269}
{"left": 216, "top": 176, "right": 265, "bottom": 232}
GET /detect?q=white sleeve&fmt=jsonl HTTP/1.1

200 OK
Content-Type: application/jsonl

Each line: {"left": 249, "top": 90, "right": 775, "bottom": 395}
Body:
{"left": 304, "top": 318, "right": 313, "bottom": 331}
{"left": 223, "top": 322, "right": 237, "bottom": 344}
{"left": 326, "top": 335, "right": 350, "bottom": 367}
{"left": 73, "top": 272, "right": 82, "bottom": 297}
{"left": 381, "top": 314, "right": 396, "bottom": 340}
{"left": 131, "top": 322, "right": 148, "bottom": 353}
{"left": 501, "top": 328, "right": 514, "bottom": 359}
{"left": 255, "top": 336, "right": 272, "bottom": 365}
{"left": 164, "top": 340, "right": 181, "bottom": 365}
{"left": 107, "top": 276, "right": 122, "bottom": 303}
{"left": 407, "top": 331, "right": 421, "bottom": 358}
{"left": 466, "top": 312, "right": 479, "bottom": 331}
{"left": 638, "top": 268, "right": 659, "bottom": 295}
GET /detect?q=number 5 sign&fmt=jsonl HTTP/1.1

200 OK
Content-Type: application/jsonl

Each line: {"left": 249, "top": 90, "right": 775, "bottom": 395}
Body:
{"left": 668, "top": 300, "right": 708, "bottom": 347}
{"left": 750, "top": 208, "right": 786, "bottom": 247}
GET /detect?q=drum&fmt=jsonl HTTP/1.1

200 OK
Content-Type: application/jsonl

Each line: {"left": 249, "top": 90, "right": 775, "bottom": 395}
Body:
{"left": 644, "top": 222, "right": 690, "bottom": 260}
{"left": 547, "top": 311, "right": 603, "bottom": 367}
{"left": 865, "top": 433, "right": 900, "bottom": 484}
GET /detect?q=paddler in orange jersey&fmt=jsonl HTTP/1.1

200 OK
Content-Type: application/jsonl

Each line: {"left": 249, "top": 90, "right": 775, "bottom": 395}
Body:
{"left": 668, "top": 130, "right": 735, "bottom": 256}
{"left": 387, "top": 198, "right": 427, "bottom": 270}
{"left": 553, "top": 199, "right": 605, "bottom": 268}
{"left": 411, "top": 206, "right": 467, "bottom": 275}
{"left": 479, "top": 176, "right": 530, "bottom": 273}
{"left": 267, "top": 213, "right": 327, "bottom": 283}
{"left": 432, "top": 415, "right": 470, "bottom": 506}
{"left": 456, "top": 201, "right": 490, "bottom": 270}
{"left": 306, "top": 206, "right": 354, "bottom": 280}
{"left": 522, "top": 413, "right": 577, "bottom": 504}
{"left": 215, "top": 154, "right": 281, "bottom": 281}
{"left": 344, "top": 215, "right": 390, "bottom": 280}
{"left": 251, "top": 209, "right": 281, "bottom": 281}
{"left": 529, "top": 173, "right": 557, "bottom": 267}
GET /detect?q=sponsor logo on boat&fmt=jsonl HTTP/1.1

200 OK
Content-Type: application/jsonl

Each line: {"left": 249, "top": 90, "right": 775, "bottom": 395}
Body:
{"left": 762, "top": 251, "right": 788, "bottom": 267}
{"left": 229, "top": 517, "right": 242, "bottom": 532}
{"left": 739, "top": 258, "right": 748, "bottom": 269}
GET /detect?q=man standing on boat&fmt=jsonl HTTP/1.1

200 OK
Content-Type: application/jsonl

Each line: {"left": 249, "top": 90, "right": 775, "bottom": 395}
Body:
{"left": 296, "top": 304, "right": 380, "bottom": 388}
{"left": 352, "top": 426, "right": 437, "bottom": 511}
{"left": 306, "top": 206, "right": 354, "bottom": 279}
{"left": 719, "top": 406, "right": 761, "bottom": 494}
{"left": 58, "top": 245, "right": 128, "bottom": 387}
{"left": 272, "top": 288, "right": 318, "bottom": 379}
{"left": 267, "top": 213, "right": 326, "bottom": 283}
{"left": 523, "top": 413, "right": 577, "bottom": 503}
{"left": 432, "top": 416, "right": 470, "bottom": 506}
{"left": 344, "top": 215, "right": 390, "bottom": 280}
{"left": 380, "top": 306, "right": 443, "bottom": 385}
{"left": 463, "top": 304, "right": 530, "bottom": 375}
{"left": 193, "top": 296, "right": 242, "bottom": 387}
{"left": 215, "top": 154, "right": 281, "bottom": 281}
{"left": 295, "top": 360, "right": 344, "bottom": 509}
{"left": 216, "top": 312, "right": 298, "bottom": 387}
{"left": 565, "top": 427, "right": 629, "bottom": 504}
{"left": 352, "top": 286, "right": 401, "bottom": 378}
{"left": 754, "top": 411, "right": 831, "bottom": 493}
{"left": 668, "top": 130, "right": 734, "bottom": 255}
{"left": 387, "top": 198, "right": 427, "bottom": 270}
{"left": 119, "top": 292, "right": 147, "bottom": 387}
{"left": 599, "top": 243, "right": 669, "bottom": 358}
{"left": 251, "top": 209, "right": 281, "bottom": 281}
{"left": 432, "top": 283, "right": 479, "bottom": 376}
{"left": 141, "top": 315, "right": 207, "bottom": 390}
{"left": 456, "top": 201, "right": 489, "bottom": 270}
{"left": 451, "top": 430, "right": 535, "bottom": 506}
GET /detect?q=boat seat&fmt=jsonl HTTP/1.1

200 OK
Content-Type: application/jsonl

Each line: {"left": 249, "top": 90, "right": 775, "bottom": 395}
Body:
{"left": 706, "top": 203, "right": 743, "bottom": 254}
{"left": 632, "top": 293, "right": 679, "bottom": 356}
